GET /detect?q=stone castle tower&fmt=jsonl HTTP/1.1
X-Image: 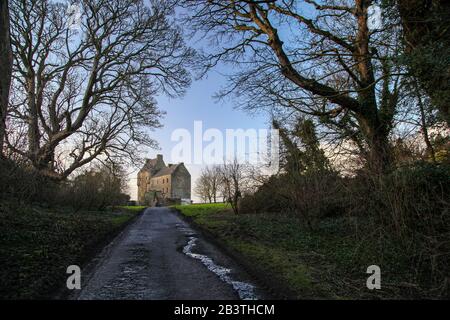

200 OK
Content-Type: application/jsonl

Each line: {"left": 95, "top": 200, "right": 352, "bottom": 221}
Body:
{"left": 137, "top": 154, "right": 191, "bottom": 206}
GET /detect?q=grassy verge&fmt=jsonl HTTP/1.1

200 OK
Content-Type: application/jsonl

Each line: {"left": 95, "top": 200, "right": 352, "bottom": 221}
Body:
{"left": 173, "top": 203, "right": 433, "bottom": 299}
{"left": 118, "top": 205, "right": 147, "bottom": 213}
{"left": 0, "top": 202, "right": 144, "bottom": 299}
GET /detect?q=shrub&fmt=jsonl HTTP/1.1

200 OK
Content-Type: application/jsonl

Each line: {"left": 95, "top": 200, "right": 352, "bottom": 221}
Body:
{"left": 55, "top": 165, "right": 130, "bottom": 211}
{"left": 0, "top": 159, "right": 130, "bottom": 211}
{"left": 240, "top": 171, "right": 345, "bottom": 227}
{"left": 346, "top": 163, "right": 450, "bottom": 236}
{"left": 0, "top": 158, "right": 57, "bottom": 205}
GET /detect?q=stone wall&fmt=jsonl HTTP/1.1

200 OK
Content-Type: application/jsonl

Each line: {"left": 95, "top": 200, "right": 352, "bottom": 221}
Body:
{"left": 171, "top": 164, "right": 191, "bottom": 199}
{"left": 137, "top": 170, "right": 151, "bottom": 205}
{"left": 150, "top": 175, "right": 171, "bottom": 198}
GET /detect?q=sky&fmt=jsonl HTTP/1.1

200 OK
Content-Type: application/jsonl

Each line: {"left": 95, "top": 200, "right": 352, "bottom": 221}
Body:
{"left": 125, "top": 4, "right": 282, "bottom": 202}
{"left": 119, "top": 2, "right": 270, "bottom": 201}
{"left": 126, "top": 1, "right": 316, "bottom": 201}
{"left": 125, "top": 2, "right": 387, "bottom": 201}
{"left": 126, "top": 68, "right": 270, "bottom": 201}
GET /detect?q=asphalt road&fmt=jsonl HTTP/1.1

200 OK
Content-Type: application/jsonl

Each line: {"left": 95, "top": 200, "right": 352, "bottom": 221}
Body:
{"left": 76, "top": 207, "right": 260, "bottom": 300}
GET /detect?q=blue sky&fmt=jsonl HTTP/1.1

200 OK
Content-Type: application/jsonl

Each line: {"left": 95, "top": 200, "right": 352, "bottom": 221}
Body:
{"left": 127, "top": 2, "right": 290, "bottom": 201}
{"left": 126, "top": 1, "right": 387, "bottom": 200}
{"left": 127, "top": 68, "right": 270, "bottom": 201}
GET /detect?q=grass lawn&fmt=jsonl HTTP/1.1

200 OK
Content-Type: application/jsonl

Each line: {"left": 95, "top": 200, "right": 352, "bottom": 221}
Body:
{"left": 173, "top": 203, "right": 427, "bottom": 299}
{"left": 0, "top": 202, "right": 144, "bottom": 299}
{"left": 173, "top": 203, "right": 230, "bottom": 218}
{"left": 119, "top": 205, "right": 147, "bottom": 213}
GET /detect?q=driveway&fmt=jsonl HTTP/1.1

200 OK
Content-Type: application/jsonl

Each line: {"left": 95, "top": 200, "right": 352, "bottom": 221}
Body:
{"left": 76, "top": 207, "right": 261, "bottom": 300}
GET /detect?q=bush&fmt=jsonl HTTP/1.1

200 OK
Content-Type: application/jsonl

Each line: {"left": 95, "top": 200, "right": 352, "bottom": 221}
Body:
{"left": 55, "top": 165, "right": 130, "bottom": 211}
{"left": 239, "top": 175, "right": 288, "bottom": 214}
{"left": 0, "top": 158, "right": 57, "bottom": 205}
{"left": 347, "top": 163, "right": 450, "bottom": 235}
{"left": 240, "top": 171, "right": 345, "bottom": 225}
{"left": 243, "top": 162, "right": 449, "bottom": 231}
{"left": 0, "top": 159, "right": 130, "bottom": 211}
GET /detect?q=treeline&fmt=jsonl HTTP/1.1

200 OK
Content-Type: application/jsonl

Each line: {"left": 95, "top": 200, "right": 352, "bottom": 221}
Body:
{"left": 0, "top": 0, "right": 194, "bottom": 210}
{"left": 0, "top": 157, "right": 130, "bottom": 210}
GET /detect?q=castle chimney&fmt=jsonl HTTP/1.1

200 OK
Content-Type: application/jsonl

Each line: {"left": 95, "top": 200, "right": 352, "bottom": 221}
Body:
{"left": 157, "top": 154, "right": 163, "bottom": 161}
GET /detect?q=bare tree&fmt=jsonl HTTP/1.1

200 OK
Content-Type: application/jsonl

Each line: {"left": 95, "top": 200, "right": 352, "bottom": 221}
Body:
{"left": 194, "top": 170, "right": 212, "bottom": 203}
{"left": 194, "top": 165, "right": 221, "bottom": 203}
{"left": 181, "top": 0, "right": 404, "bottom": 173}
{"left": 220, "top": 159, "right": 247, "bottom": 214}
{"left": 0, "top": 0, "right": 12, "bottom": 156}
{"left": 6, "top": 0, "right": 194, "bottom": 179}
{"left": 206, "top": 165, "right": 221, "bottom": 203}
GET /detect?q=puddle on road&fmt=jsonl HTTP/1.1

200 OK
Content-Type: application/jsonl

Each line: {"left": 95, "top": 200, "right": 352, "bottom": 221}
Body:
{"left": 183, "top": 236, "right": 258, "bottom": 300}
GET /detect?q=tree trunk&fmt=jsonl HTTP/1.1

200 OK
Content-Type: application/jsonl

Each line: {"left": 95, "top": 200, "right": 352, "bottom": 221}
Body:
{"left": 354, "top": 0, "right": 393, "bottom": 173}
{"left": 357, "top": 111, "right": 392, "bottom": 174}
{"left": 0, "top": 0, "right": 12, "bottom": 157}
{"left": 26, "top": 74, "right": 41, "bottom": 165}
{"left": 367, "top": 129, "right": 392, "bottom": 174}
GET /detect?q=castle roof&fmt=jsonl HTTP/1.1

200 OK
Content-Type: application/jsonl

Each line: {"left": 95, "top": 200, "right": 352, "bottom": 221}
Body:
{"left": 140, "top": 154, "right": 165, "bottom": 174}
{"left": 142, "top": 158, "right": 158, "bottom": 171}
{"left": 152, "top": 163, "right": 182, "bottom": 178}
{"left": 140, "top": 154, "right": 188, "bottom": 179}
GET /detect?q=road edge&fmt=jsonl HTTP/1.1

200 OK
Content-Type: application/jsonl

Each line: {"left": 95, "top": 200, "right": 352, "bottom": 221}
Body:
{"left": 170, "top": 207, "right": 295, "bottom": 300}
{"left": 54, "top": 208, "right": 146, "bottom": 300}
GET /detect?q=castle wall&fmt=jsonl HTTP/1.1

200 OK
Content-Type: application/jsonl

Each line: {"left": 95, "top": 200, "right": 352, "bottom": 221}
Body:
{"left": 171, "top": 165, "right": 191, "bottom": 199}
{"left": 137, "top": 170, "right": 151, "bottom": 205}
{"left": 150, "top": 175, "right": 171, "bottom": 198}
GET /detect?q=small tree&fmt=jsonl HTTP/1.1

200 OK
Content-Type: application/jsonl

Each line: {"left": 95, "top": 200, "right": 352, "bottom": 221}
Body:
{"left": 273, "top": 118, "right": 333, "bottom": 175}
{"left": 194, "top": 172, "right": 212, "bottom": 203}
{"left": 271, "top": 118, "right": 337, "bottom": 228}
{"left": 194, "top": 165, "right": 222, "bottom": 203}
{"left": 220, "top": 159, "right": 246, "bottom": 214}
{"left": 206, "top": 165, "right": 221, "bottom": 203}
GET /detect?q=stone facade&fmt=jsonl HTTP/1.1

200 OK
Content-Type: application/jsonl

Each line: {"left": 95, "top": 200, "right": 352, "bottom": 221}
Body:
{"left": 137, "top": 154, "right": 191, "bottom": 206}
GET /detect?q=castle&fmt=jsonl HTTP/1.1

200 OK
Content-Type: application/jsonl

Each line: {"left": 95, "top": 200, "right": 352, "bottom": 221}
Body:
{"left": 137, "top": 154, "right": 191, "bottom": 206}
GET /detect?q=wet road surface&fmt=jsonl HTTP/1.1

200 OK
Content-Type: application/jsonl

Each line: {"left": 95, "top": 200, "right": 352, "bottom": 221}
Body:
{"left": 76, "top": 207, "right": 260, "bottom": 300}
